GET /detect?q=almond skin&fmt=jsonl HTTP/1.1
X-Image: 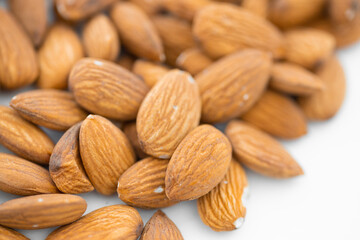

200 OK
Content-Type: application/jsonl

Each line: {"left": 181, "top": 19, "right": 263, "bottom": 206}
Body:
{"left": 0, "top": 106, "right": 54, "bottom": 164}
{"left": 132, "top": 59, "right": 170, "bottom": 88}
{"left": 111, "top": 2, "right": 164, "bottom": 61}
{"left": 329, "top": 0, "right": 360, "bottom": 25}
{"left": 130, "top": 0, "right": 163, "bottom": 15}
{"left": 226, "top": 121, "right": 303, "bottom": 178}
{"left": 10, "top": 90, "right": 87, "bottom": 131}
{"left": 162, "top": 0, "right": 211, "bottom": 21}
{"left": 0, "top": 8, "right": 38, "bottom": 90}
{"left": 140, "top": 210, "right": 184, "bottom": 240}
{"left": 83, "top": 14, "right": 120, "bottom": 61}
{"left": 242, "top": 90, "right": 307, "bottom": 139}
{"left": 118, "top": 54, "right": 136, "bottom": 70}
{"left": 0, "top": 226, "right": 29, "bottom": 240}
{"left": 0, "top": 153, "right": 59, "bottom": 195}
{"left": 0, "top": 194, "right": 87, "bottom": 229}
{"left": 242, "top": 0, "right": 268, "bottom": 17}
{"left": 123, "top": 122, "right": 148, "bottom": 159}
{"left": 80, "top": 115, "right": 136, "bottom": 195}
{"left": 197, "top": 160, "right": 248, "bottom": 231}
{"left": 165, "top": 125, "right": 232, "bottom": 201}
{"left": 176, "top": 48, "right": 213, "bottom": 75}
{"left": 46, "top": 205, "right": 143, "bottom": 240}
{"left": 196, "top": 49, "right": 272, "bottom": 123}
{"left": 137, "top": 70, "right": 201, "bottom": 159}
{"left": 50, "top": 122, "right": 94, "bottom": 194}
{"left": 69, "top": 58, "right": 149, "bottom": 120}
{"left": 118, "top": 157, "right": 178, "bottom": 208}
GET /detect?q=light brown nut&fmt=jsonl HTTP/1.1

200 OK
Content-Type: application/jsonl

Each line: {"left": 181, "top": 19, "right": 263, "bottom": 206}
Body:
{"left": 123, "top": 122, "right": 148, "bottom": 159}
{"left": 242, "top": 0, "right": 268, "bottom": 17}
{"left": 140, "top": 210, "right": 183, "bottom": 240}
{"left": 0, "top": 9, "right": 38, "bottom": 90}
{"left": 176, "top": 48, "right": 213, "bottom": 75}
{"left": 165, "top": 125, "right": 232, "bottom": 201}
{"left": 38, "top": 24, "right": 84, "bottom": 89}
{"left": 162, "top": 0, "right": 211, "bottom": 21}
{"left": 270, "top": 62, "right": 324, "bottom": 96}
{"left": 197, "top": 160, "right": 248, "bottom": 231}
{"left": 226, "top": 121, "right": 303, "bottom": 178}
{"left": 10, "top": 89, "right": 87, "bottom": 131}
{"left": 242, "top": 90, "right": 307, "bottom": 139}
{"left": 0, "top": 153, "right": 59, "bottom": 195}
{"left": 118, "top": 157, "right": 179, "bottom": 208}
{"left": 197, "top": 49, "right": 272, "bottom": 123}
{"left": 118, "top": 54, "right": 136, "bottom": 70}
{"left": 46, "top": 205, "right": 143, "bottom": 240}
{"left": 299, "top": 56, "right": 346, "bottom": 120}
{"left": 193, "top": 4, "right": 284, "bottom": 59}
{"left": 0, "top": 106, "right": 54, "bottom": 164}
{"left": 0, "top": 226, "right": 29, "bottom": 240}
{"left": 50, "top": 122, "right": 94, "bottom": 194}
{"left": 132, "top": 59, "right": 170, "bottom": 88}
{"left": 69, "top": 58, "right": 149, "bottom": 120}
{"left": 111, "top": 2, "right": 164, "bottom": 61}
{"left": 80, "top": 115, "right": 135, "bottom": 195}
{"left": 130, "top": 0, "right": 163, "bottom": 15}
{"left": 0, "top": 194, "right": 86, "bottom": 229}
{"left": 83, "top": 14, "right": 120, "bottom": 61}
{"left": 137, "top": 70, "right": 201, "bottom": 159}
{"left": 329, "top": 0, "right": 359, "bottom": 25}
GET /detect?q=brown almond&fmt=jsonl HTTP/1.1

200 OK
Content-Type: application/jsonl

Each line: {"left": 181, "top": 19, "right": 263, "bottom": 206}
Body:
{"left": 242, "top": 0, "right": 268, "bottom": 17}
{"left": 165, "top": 125, "right": 232, "bottom": 201}
{"left": 132, "top": 59, "right": 170, "bottom": 88}
{"left": 0, "top": 226, "right": 29, "bottom": 240}
{"left": 162, "top": 0, "right": 211, "bottom": 21}
{"left": 123, "top": 122, "right": 148, "bottom": 159}
{"left": 176, "top": 48, "right": 213, "bottom": 75}
{"left": 118, "top": 54, "right": 136, "bottom": 70}
{"left": 130, "top": 0, "right": 163, "bottom": 15}
{"left": 0, "top": 194, "right": 87, "bottom": 229}
{"left": 0, "top": 106, "right": 54, "bottom": 164}
{"left": 329, "top": 0, "right": 360, "bottom": 25}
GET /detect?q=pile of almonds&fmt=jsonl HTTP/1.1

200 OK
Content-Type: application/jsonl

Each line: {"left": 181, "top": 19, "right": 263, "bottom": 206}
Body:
{"left": 0, "top": 0, "right": 355, "bottom": 239}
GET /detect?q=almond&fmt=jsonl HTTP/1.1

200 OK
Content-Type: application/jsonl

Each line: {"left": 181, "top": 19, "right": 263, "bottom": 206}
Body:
{"left": 329, "top": 0, "right": 360, "bottom": 25}
{"left": 46, "top": 205, "right": 143, "bottom": 240}
{"left": 162, "top": 0, "right": 211, "bottom": 21}
{"left": 38, "top": 24, "right": 84, "bottom": 89}
{"left": 0, "top": 194, "right": 86, "bottom": 229}
{"left": 0, "top": 106, "right": 54, "bottom": 164}
{"left": 0, "top": 8, "right": 38, "bottom": 90}
{"left": 123, "top": 122, "right": 148, "bottom": 159}
{"left": 193, "top": 4, "right": 284, "bottom": 59}
{"left": 10, "top": 89, "right": 87, "bottom": 131}
{"left": 242, "top": 90, "right": 307, "bottom": 139}
{"left": 0, "top": 226, "right": 29, "bottom": 240}
{"left": 140, "top": 210, "right": 184, "bottom": 240}
{"left": 69, "top": 58, "right": 149, "bottom": 120}
{"left": 226, "top": 121, "right": 303, "bottom": 178}
{"left": 137, "top": 70, "right": 201, "bottom": 159}
{"left": 165, "top": 124, "right": 232, "bottom": 201}
{"left": 0, "top": 153, "right": 59, "bottom": 195}
{"left": 83, "top": 14, "right": 120, "bottom": 61}
{"left": 197, "top": 160, "right": 248, "bottom": 231}
{"left": 118, "top": 54, "right": 136, "bottom": 70}
{"left": 111, "top": 2, "right": 164, "bottom": 61}
{"left": 130, "top": 0, "right": 163, "bottom": 15}
{"left": 50, "top": 122, "right": 94, "bottom": 194}
{"left": 242, "top": 0, "right": 268, "bottom": 17}
{"left": 176, "top": 48, "right": 213, "bottom": 75}
{"left": 132, "top": 59, "right": 170, "bottom": 88}
{"left": 196, "top": 49, "right": 272, "bottom": 123}
{"left": 80, "top": 115, "right": 136, "bottom": 195}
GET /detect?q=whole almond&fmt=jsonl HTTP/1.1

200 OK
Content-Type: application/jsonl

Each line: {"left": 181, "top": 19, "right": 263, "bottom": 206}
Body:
{"left": 226, "top": 121, "right": 303, "bottom": 178}
{"left": 80, "top": 115, "right": 136, "bottom": 195}
{"left": 242, "top": 0, "right": 268, "bottom": 17}
{"left": 0, "top": 9, "right": 38, "bottom": 90}
{"left": 0, "top": 106, "right": 54, "bottom": 164}
{"left": 176, "top": 48, "right": 213, "bottom": 75}
{"left": 0, "top": 194, "right": 86, "bottom": 229}
{"left": 0, "top": 153, "right": 59, "bottom": 195}
{"left": 123, "top": 122, "right": 148, "bottom": 159}
{"left": 137, "top": 70, "right": 201, "bottom": 159}
{"left": 165, "top": 125, "right": 232, "bottom": 201}
{"left": 111, "top": 2, "right": 164, "bottom": 61}
{"left": 46, "top": 205, "right": 143, "bottom": 240}
{"left": 140, "top": 210, "right": 184, "bottom": 240}
{"left": 162, "top": 0, "right": 211, "bottom": 21}
{"left": 83, "top": 14, "right": 120, "bottom": 61}
{"left": 132, "top": 59, "right": 170, "bottom": 88}
{"left": 10, "top": 90, "right": 87, "bottom": 131}
{"left": 50, "top": 122, "right": 94, "bottom": 194}
{"left": 196, "top": 49, "right": 272, "bottom": 123}
{"left": 69, "top": 58, "right": 149, "bottom": 120}
{"left": 197, "top": 160, "right": 248, "bottom": 231}
{"left": 0, "top": 226, "right": 29, "bottom": 240}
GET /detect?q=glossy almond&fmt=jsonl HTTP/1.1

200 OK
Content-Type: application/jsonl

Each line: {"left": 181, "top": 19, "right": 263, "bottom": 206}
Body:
{"left": 0, "top": 194, "right": 87, "bottom": 229}
{"left": 70, "top": 58, "right": 149, "bottom": 120}
{"left": 46, "top": 205, "right": 143, "bottom": 240}
{"left": 80, "top": 115, "right": 135, "bottom": 195}
{"left": 226, "top": 121, "right": 303, "bottom": 178}
{"left": 50, "top": 122, "right": 94, "bottom": 194}
{"left": 137, "top": 70, "right": 201, "bottom": 159}
{"left": 0, "top": 153, "right": 58, "bottom": 195}
{"left": 0, "top": 226, "right": 29, "bottom": 240}
{"left": 165, "top": 125, "right": 232, "bottom": 201}
{"left": 242, "top": 90, "right": 307, "bottom": 139}
{"left": 242, "top": 0, "right": 268, "bottom": 17}
{"left": 197, "top": 49, "right": 272, "bottom": 123}
{"left": 162, "top": 0, "right": 211, "bottom": 21}
{"left": 0, "top": 106, "right": 54, "bottom": 164}
{"left": 176, "top": 48, "right": 213, "bottom": 75}
{"left": 123, "top": 122, "right": 148, "bottom": 159}
{"left": 132, "top": 59, "right": 170, "bottom": 88}
{"left": 197, "top": 160, "right": 248, "bottom": 231}
{"left": 140, "top": 210, "right": 183, "bottom": 240}
{"left": 10, "top": 90, "right": 87, "bottom": 131}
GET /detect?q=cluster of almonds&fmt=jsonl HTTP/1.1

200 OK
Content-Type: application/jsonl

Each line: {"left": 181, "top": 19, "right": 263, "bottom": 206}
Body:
{"left": 0, "top": 0, "right": 355, "bottom": 239}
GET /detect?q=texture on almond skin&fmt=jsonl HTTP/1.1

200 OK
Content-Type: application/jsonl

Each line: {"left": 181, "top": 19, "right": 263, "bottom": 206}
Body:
{"left": 176, "top": 48, "right": 213, "bottom": 75}
{"left": 162, "top": 0, "right": 211, "bottom": 21}
{"left": 123, "top": 122, "right": 148, "bottom": 159}
{"left": 0, "top": 226, "right": 29, "bottom": 240}
{"left": 132, "top": 59, "right": 170, "bottom": 88}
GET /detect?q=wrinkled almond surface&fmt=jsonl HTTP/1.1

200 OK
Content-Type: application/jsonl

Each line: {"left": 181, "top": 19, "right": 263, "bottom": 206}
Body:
{"left": 0, "top": 226, "right": 29, "bottom": 240}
